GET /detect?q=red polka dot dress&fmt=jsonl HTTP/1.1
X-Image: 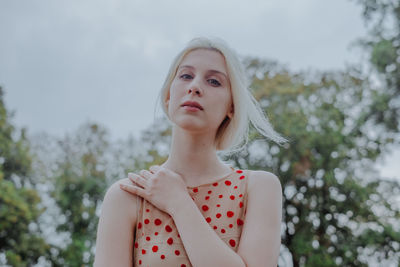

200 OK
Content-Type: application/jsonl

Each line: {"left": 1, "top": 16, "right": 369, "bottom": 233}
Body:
{"left": 133, "top": 167, "right": 249, "bottom": 267}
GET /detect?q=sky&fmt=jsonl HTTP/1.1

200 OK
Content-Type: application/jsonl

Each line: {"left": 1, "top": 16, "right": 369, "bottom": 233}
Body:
{"left": 0, "top": 0, "right": 399, "bottom": 180}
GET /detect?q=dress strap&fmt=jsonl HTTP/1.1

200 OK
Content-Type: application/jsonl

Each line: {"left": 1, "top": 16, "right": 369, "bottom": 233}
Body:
{"left": 243, "top": 170, "right": 251, "bottom": 215}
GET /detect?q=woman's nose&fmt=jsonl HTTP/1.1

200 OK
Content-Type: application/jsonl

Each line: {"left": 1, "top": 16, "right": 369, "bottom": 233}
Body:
{"left": 187, "top": 80, "right": 202, "bottom": 96}
{"left": 187, "top": 87, "right": 201, "bottom": 95}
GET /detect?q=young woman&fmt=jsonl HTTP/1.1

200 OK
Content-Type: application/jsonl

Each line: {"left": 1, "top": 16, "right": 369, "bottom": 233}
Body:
{"left": 94, "top": 37, "right": 287, "bottom": 267}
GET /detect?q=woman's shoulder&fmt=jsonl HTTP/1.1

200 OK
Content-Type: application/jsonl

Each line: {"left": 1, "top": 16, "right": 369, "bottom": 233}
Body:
{"left": 94, "top": 178, "right": 139, "bottom": 266}
{"left": 102, "top": 178, "right": 139, "bottom": 221}
{"left": 245, "top": 169, "right": 282, "bottom": 194}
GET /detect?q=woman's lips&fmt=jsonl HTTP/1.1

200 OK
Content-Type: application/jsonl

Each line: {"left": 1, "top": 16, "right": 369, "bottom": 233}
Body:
{"left": 182, "top": 106, "right": 201, "bottom": 111}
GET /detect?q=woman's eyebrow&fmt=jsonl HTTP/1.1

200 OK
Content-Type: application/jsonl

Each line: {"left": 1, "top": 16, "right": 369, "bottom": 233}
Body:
{"left": 178, "top": 65, "right": 228, "bottom": 80}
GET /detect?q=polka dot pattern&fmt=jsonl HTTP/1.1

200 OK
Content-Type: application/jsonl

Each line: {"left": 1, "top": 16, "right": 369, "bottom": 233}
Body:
{"left": 133, "top": 168, "right": 248, "bottom": 267}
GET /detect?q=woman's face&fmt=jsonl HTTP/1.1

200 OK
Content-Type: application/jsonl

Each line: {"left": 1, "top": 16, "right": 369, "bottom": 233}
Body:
{"left": 166, "top": 49, "right": 233, "bottom": 134}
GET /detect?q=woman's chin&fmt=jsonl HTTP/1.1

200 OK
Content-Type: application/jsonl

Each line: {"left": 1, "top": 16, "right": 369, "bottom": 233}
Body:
{"left": 173, "top": 118, "right": 209, "bottom": 132}
{"left": 172, "top": 115, "right": 223, "bottom": 133}
{"left": 178, "top": 122, "right": 205, "bottom": 132}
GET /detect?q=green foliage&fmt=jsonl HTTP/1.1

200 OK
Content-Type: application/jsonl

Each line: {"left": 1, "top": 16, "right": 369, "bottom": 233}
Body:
{"left": 0, "top": 92, "right": 32, "bottom": 183}
{"left": 0, "top": 86, "right": 51, "bottom": 266}
{"left": 350, "top": 0, "right": 400, "bottom": 132}
{"left": 371, "top": 39, "right": 397, "bottom": 74}
{"left": 49, "top": 123, "right": 110, "bottom": 266}
{"left": 27, "top": 119, "right": 167, "bottom": 266}
{"left": 225, "top": 59, "right": 400, "bottom": 266}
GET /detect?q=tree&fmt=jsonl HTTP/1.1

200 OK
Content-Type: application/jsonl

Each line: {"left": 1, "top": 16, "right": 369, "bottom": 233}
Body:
{"left": 27, "top": 116, "right": 171, "bottom": 266}
{"left": 0, "top": 86, "right": 51, "bottom": 266}
{"left": 350, "top": 0, "right": 400, "bottom": 132}
{"left": 222, "top": 59, "right": 400, "bottom": 266}
{"left": 47, "top": 123, "right": 110, "bottom": 266}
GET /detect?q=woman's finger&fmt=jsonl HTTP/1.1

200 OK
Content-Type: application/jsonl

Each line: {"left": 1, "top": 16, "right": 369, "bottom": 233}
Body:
{"left": 139, "top": 169, "right": 152, "bottom": 179}
{"left": 128, "top": 172, "right": 147, "bottom": 188}
{"left": 119, "top": 183, "right": 146, "bottom": 199}
{"left": 149, "top": 165, "right": 160, "bottom": 173}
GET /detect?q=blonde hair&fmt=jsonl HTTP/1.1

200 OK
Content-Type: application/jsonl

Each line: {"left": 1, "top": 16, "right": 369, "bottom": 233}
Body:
{"left": 156, "top": 36, "right": 288, "bottom": 155}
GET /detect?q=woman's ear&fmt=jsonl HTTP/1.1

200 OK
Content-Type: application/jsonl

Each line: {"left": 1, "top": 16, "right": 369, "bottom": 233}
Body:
{"left": 227, "top": 104, "right": 234, "bottom": 119}
{"left": 165, "top": 99, "right": 169, "bottom": 111}
{"left": 165, "top": 91, "right": 170, "bottom": 108}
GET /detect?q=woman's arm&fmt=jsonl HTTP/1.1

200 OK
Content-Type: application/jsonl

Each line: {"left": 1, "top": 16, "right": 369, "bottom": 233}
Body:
{"left": 94, "top": 178, "right": 138, "bottom": 267}
{"left": 170, "top": 170, "right": 282, "bottom": 267}
{"left": 171, "top": 195, "right": 247, "bottom": 267}
{"left": 236, "top": 171, "right": 282, "bottom": 267}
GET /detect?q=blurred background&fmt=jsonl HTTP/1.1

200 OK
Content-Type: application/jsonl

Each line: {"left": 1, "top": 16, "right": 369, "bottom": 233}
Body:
{"left": 0, "top": 0, "right": 399, "bottom": 266}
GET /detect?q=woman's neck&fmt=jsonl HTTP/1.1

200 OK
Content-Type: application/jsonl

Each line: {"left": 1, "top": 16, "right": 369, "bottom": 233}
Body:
{"left": 160, "top": 126, "right": 232, "bottom": 186}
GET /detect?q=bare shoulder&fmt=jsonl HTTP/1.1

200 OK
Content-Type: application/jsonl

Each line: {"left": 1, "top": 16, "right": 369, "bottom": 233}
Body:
{"left": 94, "top": 178, "right": 139, "bottom": 266}
{"left": 102, "top": 178, "right": 139, "bottom": 221}
{"left": 246, "top": 170, "right": 282, "bottom": 194}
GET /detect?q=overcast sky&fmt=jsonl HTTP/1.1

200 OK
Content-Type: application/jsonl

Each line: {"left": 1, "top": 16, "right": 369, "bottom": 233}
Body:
{"left": 1, "top": 0, "right": 399, "bottom": 179}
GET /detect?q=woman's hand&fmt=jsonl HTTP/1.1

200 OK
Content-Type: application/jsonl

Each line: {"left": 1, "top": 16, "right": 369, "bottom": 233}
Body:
{"left": 119, "top": 165, "right": 190, "bottom": 215}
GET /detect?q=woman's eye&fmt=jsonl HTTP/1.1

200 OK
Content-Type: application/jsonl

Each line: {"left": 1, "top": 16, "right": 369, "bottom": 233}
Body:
{"left": 208, "top": 79, "right": 221, "bottom": 86}
{"left": 180, "top": 74, "right": 192, "bottom": 80}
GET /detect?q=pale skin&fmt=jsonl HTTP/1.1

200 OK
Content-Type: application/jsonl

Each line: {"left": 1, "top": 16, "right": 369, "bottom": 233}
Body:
{"left": 94, "top": 49, "right": 283, "bottom": 267}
